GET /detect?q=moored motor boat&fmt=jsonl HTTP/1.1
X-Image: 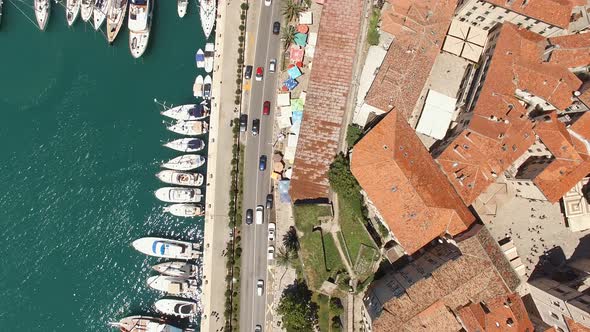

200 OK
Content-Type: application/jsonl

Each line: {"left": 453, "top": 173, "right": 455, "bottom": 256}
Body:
{"left": 128, "top": 0, "right": 153, "bottom": 58}
{"left": 204, "top": 42, "right": 214, "bottom": 73}
{"left": 34, "top": 0, "right": 51, "bottom": 31}
{"left": 152, "top": 261, "right": 198, "bottom": 278}
{"left": 167, "top": 120, "right": 209, "bottom": 136}
{"left": 107, "top": 0, "right": 128, "bottom": 43}
{"left": 93, "top": 0, "right": 110, "bottom": 30}
{"left": 155, "top": 297, "right": 198, "bottom": 317}
{"left": 147, "top": 275, "right": 197, "bottom": 295}
{"left": 203, "top": 75, "right": 212, "bottom": 99}
{"left": 132, "top": 237, "right": 201, "bottom": 259}
{"left": 163, "top": 138, "right": 205, "bottom": 153}
{"left": 195, "top": 49, "right": 205, "bottom": 68}
{"left": 66, "top": 0, "right": 81, "bottom": 26}
{"left": 177, "top": 0, "right": 188, "bottom": 18}
{"left": 155, "top": 187, "right": 202, "bottom": 203}
{"left": 164, "top": 203, "right": 204, "bottom": 217}
{"left": 81, "top": 0, "right": 93, "bottom": 22}
{"left": 109, "top": 315, "right": 186, "bottom": 332}
{"left": 156, "top": 170, "right": 203, "bottom": 186}
{"left": 193, "top": 75, "right": 204, "bottom": 98}
{"left": 161, "top": 154, "right": 206, "bottom": 171}
{"left": 161, "top": 103, "right": 208, "bottom": 121}
{"left": 199, "top": 0, "right": 216, "bottom": 40}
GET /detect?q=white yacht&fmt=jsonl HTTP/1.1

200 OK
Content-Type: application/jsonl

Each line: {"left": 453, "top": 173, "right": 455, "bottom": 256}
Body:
{"left": 34, "top": 0, "right": 50, "bottom": 31}
{"left": 152, "top": 261, "right": 198, "bottom": 278}
{"left": 195, "top": 49, "right": 205, "bottom": 68}
{"left": 155, "top": 298, "right": 198, "bottom": 317}
{"left": 164, "top": 138, "right": 205, "bottom": 153}
{"left": 161, "top": 104, "right": 208, "bottom": 121}
{"left": 66, "top": 0, "right": 81, "bottom": 26}
{"left": 155, "top": 187, "right": 202, "bottom": 203}
{"left": 193, "top": 75, "right": 204, "bottom": 98}
{"left": 93, "top": 0, "right": 110, "bottom": 30}
{"left": 156, "top": 170, "right": 203, "bottom": 186}
{"left": 199, "top": 0, "right": 216, "bottom": 40}
{"left": 161, "top": 154, "right": 206, "bottom": 171}
{"left": 167, "top": 120, "right": 209, "bottom": 136}
{"left": 110, "top": 316, "right": 185, "bottom": 332}
{"left": 128, "top": 0, "right": 153, "bottom": 58}
{"left": 164, "top": 203, "right": 204, "bottom": 217}
{"left": 132, "top": 237, "right": 201, "bottom": 259}
{"left": 177, "top": 0, "right": 187, "bottom": 18}
{"left": 203, "top": 75, "right": 212, "bottom": 99}
{"left": 80, "top": 0, "right": 93, "bottom": 22}
{"left": 147, "top": 275, "right": 197, "bottom": 295}
{"left": 204, "top": 42, "right": 214, "bottom": 73}
{"left": 107, "top": 0, "right": 128, "bottom": 43}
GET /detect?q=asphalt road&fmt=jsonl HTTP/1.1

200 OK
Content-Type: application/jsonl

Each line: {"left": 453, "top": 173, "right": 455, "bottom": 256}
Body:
{"left": 239, "top": 0, "right": 281, "bottom": 331}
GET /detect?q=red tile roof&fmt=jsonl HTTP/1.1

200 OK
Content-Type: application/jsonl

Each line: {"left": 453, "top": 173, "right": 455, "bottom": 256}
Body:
{"left": 484, "top": 0, "right": 579, "bottom": 29}
{"left": 436, "top": 24, "right": 584, "bottom": 204}
{"left": 351, "top": 111, "right": 475, "bottom": 254}
{"left": 364, "top": 0, "right": 457, "bottom": 118}
{"left": 457, "top": 293, "right": 534, "bottom": 332}
{"left": 289, "top": 0, "right": 363, "bottom": 201}
{"left": 547, "top": 33, "right": 590, "bottom": 68}
{"left": 565, "top": 316, "right": 590, "bottom": 332}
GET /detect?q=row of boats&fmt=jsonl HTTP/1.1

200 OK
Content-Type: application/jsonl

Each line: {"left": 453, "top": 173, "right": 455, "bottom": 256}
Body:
{"left": 30, "top": 0, "right": 216, "bottom": 60}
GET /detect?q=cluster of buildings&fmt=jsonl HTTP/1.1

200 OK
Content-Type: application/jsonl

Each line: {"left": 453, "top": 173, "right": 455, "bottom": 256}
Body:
{"left": 287, "top": 0, "right": 590, "bottom": 330}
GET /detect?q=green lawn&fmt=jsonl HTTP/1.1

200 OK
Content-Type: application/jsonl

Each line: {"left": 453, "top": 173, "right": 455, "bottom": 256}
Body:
{"left": 293, "top": 204, "right": 345, "bottom": 290}
{"left": 313, "top": 292, "right": 330, "bottom": 332}
{"left": 337, "top": 194, "right": 377, "bottom": 270}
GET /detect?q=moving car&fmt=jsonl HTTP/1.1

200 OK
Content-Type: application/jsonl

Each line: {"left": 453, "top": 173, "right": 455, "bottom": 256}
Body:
{"left": 252, "top": 119, "right": 260, "bottom": 136}
{"left": 246, "top": 208, "right": 253, "bottom": 225}
{"left": 255, "top": 325, "right": 262, "bottom": 332}
{"left": 255, "top": 67, "right": 263, "bottom": 81}
{"left": 269, "top": 58, "right": 276, "bottom": 73}
{"left": 244, "top": 65, "right": 253, "bottom": 79}
{"left": 240, "top": 114, "right": 248, "bottom": 132}
{"left": 264, "top": 0, "right": 271, "bottom": 6}
{"left": 256, "top": 279, "right": 264, "bottom": 296}
{"left": 266, "top": 193, "right": 273, "bottom": 209}
{"left": 255, "top": 205, "right": 264, "bottom": 225}
{"left": 263, "top": 101, "right": 270, "bottom": 115}
{"left": 267, "top": 245, "right": 275, "bottom": 260}
{"left": 268, "top": 222, "right": 276, "bottom": 242}
{"left": 259, "top": 155, "right": 267, "bottom": 171}
{"left": 273, "top": 21, "right": 280, "bottom": 35}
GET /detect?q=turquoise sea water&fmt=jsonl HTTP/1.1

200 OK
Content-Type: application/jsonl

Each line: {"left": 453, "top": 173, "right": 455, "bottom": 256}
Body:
{"left": 0, "top": 1, "right": 207, "bottom": 330}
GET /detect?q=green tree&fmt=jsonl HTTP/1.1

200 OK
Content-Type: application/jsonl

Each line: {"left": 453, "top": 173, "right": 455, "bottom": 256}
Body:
{"left": 303, "top": 0, "right": 312, "bottom": 8}
{"left": 346, "top": 124, "right": 363, "bottom": 147}
{"left": 367, "top": 9, "right": 381, "bottom": 46}
{"left": 277, "top": 280, "right": 318, "bottom": 332}
{"left": 328, "top": 153, "right": 361, "bottom": 199}
{"left": 283, "top": 226, "right": 300, "bottom": 254}
{"left": 281, "top": 25, "right": 297, "bottom": 50}
{"left": 282, "top": 0, "right": 304, "bottom": 22}
{"left": 331, "top": 316, "right": 343, "bottom": 331}
{"left": 329, "top": 297, "right": 344, "bottom": 316}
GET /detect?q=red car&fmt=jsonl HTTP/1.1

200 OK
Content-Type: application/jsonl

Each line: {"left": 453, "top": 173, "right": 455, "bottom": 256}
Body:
{"left": 255, "top": 67, "right": 263, "bottom": 81}
{"left": 263, "top": 101, "right": 270, "bottom": 115}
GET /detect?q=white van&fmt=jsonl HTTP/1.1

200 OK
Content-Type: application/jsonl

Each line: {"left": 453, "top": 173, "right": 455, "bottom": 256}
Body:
{"left": 255, "top": 205, "right": 264, "bottom": 225}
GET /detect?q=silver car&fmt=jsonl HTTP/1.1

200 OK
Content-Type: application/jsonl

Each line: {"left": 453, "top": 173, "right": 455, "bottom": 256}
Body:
{"left": 269, "top": 58, "right": 277, "bottom": 73}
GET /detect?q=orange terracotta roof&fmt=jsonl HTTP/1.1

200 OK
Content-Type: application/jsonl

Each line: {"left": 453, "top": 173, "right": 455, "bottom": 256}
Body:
{"left": 565, "top": 316, "right": 590, "bottom": 332}
{"left": 484, "top": 0, "right": 577, "bottom": 28}
{"left": 579, "top": 88, "right": 590, "bottom": 108}
{"left": 547, "top": 33, "right": 590, "bottom": 68}
{"left": 289, "top": 0, "right": 363, "bottom": 201}
{"left": 371, "top": 228, "right": 512, "bottom": 331}
{"left": 364, "top": 0, "right": 457, "bottom": 118}
{"left": 436, "top": 24, "right": 583, "bottom": 204}
{"left": 351, "top": 111, "right": 475, "bottom": 254}
{"left": 457, "top": 293, "right": 534, "bottom": 332}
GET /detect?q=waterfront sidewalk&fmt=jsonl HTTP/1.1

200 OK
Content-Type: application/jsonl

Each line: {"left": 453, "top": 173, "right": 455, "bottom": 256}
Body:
{"left": 200, "top": 1, "right": 243, "bottom": 332}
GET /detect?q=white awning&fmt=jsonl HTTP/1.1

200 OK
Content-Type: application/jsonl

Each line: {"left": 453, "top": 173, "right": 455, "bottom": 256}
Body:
{"left": 415, "top": 90, "right": 457, "bottom": 140}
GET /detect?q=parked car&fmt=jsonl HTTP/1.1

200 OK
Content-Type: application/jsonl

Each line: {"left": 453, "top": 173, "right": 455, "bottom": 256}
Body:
{"left": 256, "top": 279, "right": 264, "bottom": 296}
{"left": 239, "top": 114, "right": 248, "bottom": 132}
{"left": 245, "top": 208, "right": 253, "bottom": 225}
{"left": 269, "top": 58, "right": 276, "bottom": 73}
{"left": 255, "top": 67, "right": 263, "bottom": 81}
{"left": 267, "top": 245, "right": 275, "bottom": 260}
{"left": 255, "top": 325, "right": 262, "bottom": 332}
{"left": 244, "top": 65, "right": 253, "bottom": 79}
{"left": 273, "top": 21, "right": 280, "bottom": 35}
{"left": 266, "top": 193, "right": 273, "bottom": 209}
{"left": 268, "top": 222, "right": 276, "bottom": 242}
{"left": 252, "top": 119, "right": 260, "bottom": 136}
{"left": 259, "top": 155, "right": 267, "bottom": 171}
{"left": 263, "top": 101, "right": 270, "bottom": 115}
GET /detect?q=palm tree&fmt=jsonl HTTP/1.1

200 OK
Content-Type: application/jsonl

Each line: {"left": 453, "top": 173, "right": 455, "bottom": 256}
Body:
{"left": 303, "top": 0, "right": 312, "bottom": 8}
{"left": 282, "top": 0, "right": 304, "bottom": 22}
{"left": 283, "top": 226, "right": 300, "bottom": 253}
{"left": 276, "top": 246, "right": 291, "bottom": 268}
{"left": 281, "top": 25, "right": 297, "bottom": 50}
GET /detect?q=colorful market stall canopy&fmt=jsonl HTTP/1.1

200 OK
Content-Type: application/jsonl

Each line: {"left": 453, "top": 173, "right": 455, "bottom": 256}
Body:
{"left": 288, "top": 66, "right": 302, "bottom": 80}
